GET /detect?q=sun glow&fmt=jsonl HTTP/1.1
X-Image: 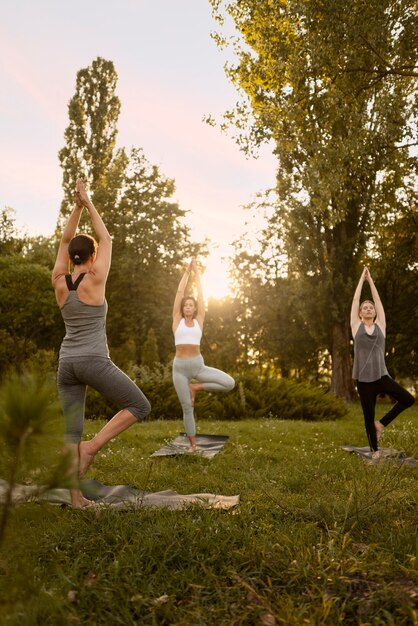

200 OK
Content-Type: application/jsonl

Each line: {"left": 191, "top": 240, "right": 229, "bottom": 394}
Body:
{"left": 200, "top": 254, "right": 233, "bottom": 301}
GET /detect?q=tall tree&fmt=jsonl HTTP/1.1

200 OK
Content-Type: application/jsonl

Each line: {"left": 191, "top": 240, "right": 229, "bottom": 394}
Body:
{"left": 0, "top": 208, "right": 24, "bottom": 256}
{"left": 210, "top": 0, "right": 418, "bottom": 399}
{"left": 58, "top": 57, "right": 120, "bottom": 224}
{"left": 365, "top": 191, "right": 418, "bottom": 383}
{"left": 141, "top": 328, "right": 160, "bottom": 368}
{"left": 229, "top": 220, "right": 327, "bottom": 380}
{"left": 203, "top": 296, "right": 244, "bottom": 373}
{"left": 58, "top": 59, "right": 201, "bottom": 365}
{"left": 104, "top": 147, "right": 200, "bottom": 364}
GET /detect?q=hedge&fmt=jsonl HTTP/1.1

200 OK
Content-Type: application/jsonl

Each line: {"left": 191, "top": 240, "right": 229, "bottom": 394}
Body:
{"left": 85, "top": 365, "right": 347, "bottom": 423}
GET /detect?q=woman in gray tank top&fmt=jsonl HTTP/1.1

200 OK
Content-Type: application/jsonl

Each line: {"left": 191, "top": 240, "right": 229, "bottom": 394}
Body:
{"left": 351, "top": 267, "right": 414, "bottom": 458}
{"left": 52, "top": 179, "right": 151, "bottom": 507}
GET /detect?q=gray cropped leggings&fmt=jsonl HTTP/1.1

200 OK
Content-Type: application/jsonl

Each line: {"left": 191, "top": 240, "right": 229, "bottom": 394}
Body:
{"left": 57, "top": 356, "right": 151, "bottom": 444}
{"left": 172, "top": 354, "right": 235, "bottom": 436}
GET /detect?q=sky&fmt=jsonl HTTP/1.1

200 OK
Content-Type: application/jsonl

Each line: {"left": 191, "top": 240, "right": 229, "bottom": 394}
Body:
{"left": 0, "top": 0, "right": 277, "bottom": 298}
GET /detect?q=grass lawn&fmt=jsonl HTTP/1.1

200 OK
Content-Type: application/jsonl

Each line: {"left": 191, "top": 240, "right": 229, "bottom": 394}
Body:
{"left": 0, "top": 403, "right": 417, "bottom": 625}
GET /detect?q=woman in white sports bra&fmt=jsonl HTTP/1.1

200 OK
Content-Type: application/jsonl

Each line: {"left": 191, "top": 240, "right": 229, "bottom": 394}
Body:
{"left": 172, "top": 258, "right": 235, "bottom": 451}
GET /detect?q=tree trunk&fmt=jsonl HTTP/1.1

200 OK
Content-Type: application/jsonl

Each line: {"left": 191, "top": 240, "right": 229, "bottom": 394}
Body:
{"left": 330, "top": 320, "right": 356, "bottom": 401}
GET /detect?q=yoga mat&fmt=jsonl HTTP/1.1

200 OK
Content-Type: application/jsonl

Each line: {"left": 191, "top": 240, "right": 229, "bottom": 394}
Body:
{"left": 340, "top": 445, "right": 418, "bottom": 467}
{"left": 0, "top": 478, "right": 240, "bottom": 510}
{"left": 151, "top": 433, "right": 229, "bottom": 459}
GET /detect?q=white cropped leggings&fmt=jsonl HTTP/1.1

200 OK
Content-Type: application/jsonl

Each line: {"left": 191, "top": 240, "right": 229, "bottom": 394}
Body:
{"left": 172, "top": 354, "right": 235, "bottom": 436}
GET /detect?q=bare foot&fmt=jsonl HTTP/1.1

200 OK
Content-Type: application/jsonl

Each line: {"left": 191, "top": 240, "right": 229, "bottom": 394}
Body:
{"left": 78, "top": 441, "right": 96, "bottom": 479}
{"left": 374, "top": 421, "right": 384, "bottom": 441}
{"left": 70, "top": 489, "right": 94, "bottom": 508}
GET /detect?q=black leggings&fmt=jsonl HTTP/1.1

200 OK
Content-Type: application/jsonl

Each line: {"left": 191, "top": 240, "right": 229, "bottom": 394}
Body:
{"left": 356, "top": 375, "right": 415, "bottom": 451}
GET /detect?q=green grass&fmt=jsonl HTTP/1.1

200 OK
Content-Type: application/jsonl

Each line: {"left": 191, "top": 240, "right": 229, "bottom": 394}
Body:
{"left": 1, "top": 404, "right": 417, "bottom": 625}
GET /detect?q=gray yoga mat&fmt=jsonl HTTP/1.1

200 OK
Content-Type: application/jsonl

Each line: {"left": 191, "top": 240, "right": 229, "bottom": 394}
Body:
{"left": 0, "top": 478, "right": 240, "bottom": 510}
{"left": 340, "top": 445, "right": 418, "bottom": 467}
{"left": 151, "top": 433, "right": 229, "bottom": 459}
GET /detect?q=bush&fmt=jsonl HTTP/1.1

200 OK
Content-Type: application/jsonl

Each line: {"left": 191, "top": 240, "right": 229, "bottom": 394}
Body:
{"left": 206, "top": 373, "right": 347, "bottom": 422}
{"left": 83, "top": 366, "right": 347, "bottom": 423}
{"left": 81, "top": 364, "right": 347, "bottom": 421}
{"left": 12, "top": 353, "right": 346, "bottom": 425}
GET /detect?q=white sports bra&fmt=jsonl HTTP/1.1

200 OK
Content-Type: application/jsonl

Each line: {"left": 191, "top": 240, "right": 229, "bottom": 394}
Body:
{"left": 174, "top": 318, "right": 202, "bottom": 346}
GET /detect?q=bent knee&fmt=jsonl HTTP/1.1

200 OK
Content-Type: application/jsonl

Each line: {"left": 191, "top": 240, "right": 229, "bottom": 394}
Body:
{"left": 141, "top": 398, "right": 152, "bottom": 418}
{"left": 405, "top": 393, "right": 415, "bottom": 408}
{"left": 131, "top": 397, "right": 151, "bottom": 421}
{"left": 143, "top": 398, "right": 152, "bottom": 417}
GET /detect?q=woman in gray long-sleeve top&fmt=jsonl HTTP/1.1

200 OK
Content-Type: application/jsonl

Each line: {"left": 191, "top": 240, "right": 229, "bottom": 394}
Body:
{"left": 52, "top": 179, "right": 151, "bottom": 507}
{"left": 350, "top": 267, "right": 414, "bottom": 459}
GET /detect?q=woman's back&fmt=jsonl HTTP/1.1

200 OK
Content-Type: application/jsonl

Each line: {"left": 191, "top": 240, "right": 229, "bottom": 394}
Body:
{"left": 59, "top": 277, "right": 109, "bottom": 359}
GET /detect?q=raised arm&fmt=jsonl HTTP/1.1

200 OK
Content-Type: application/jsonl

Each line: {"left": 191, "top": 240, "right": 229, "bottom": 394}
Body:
{"left": 172, "top": 264, "right": 191, "bottom": 331}
{"left": 191, "top": 258, "right": 205, "bottom": 327}
{"left": 366, "top": 269, "right": 386, "bottom": 335}
{"left": 350, "top": 267, "right": 367, "bottom": 338}
{"left": 76, "top": 179, "right": 112, "bottom": 282}
{"left": 52, "top": 193, "right": 84, "bottom": 286}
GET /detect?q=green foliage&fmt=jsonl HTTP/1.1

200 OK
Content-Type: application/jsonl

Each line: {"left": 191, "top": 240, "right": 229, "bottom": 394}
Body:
{"left": 21, "top": 349, "right": 58, "bottom": 379}
{"left": 0, "top": 371, "right": 69, "bottom": 546}
{"left": 132, "top": 364, "right": 179, "bottom": 422}
{"left": 0, "top": 330, "right": 20, "bottom": 379}
{"left": 141, "top": 327, "right": 160, "bottom": 367}
{"left": 0, "top": 371, "right": 58, "bottom": 447}
{"left": 57, "top": 58, "right": 203, "bottom": 365}
{"left": 0, "top": 256, "right": 62, "bottom": 378}
{"left": 83, "top": 365, "right": 347, "bottom": 423}
{"left": 104, "top": 147, "right": 201, "bottom": 364}
{"left": 0, "top": 216, "right": 62, "bottom": 381}
{"left": 1, "top": 406, "right": 417, "bottom": 624}
{"left": 205, "top": 372, "right": 348, "bottom": 422}
{"left": 58, "top": 57, "right": 121, "bottom": 222}
{"left": 0, "top": 207, "right": 25, "bottom": 256}
{"left": 21, "top": 235, "right": 58, "bottom": 269}
{"left": 108, "top": 338, "right": 137, "bottom": 372}
{"left": 227, "top": 234, "right": 329, "bottom": 379}
{"left": 203, "top": 296, "right": 244, "bottom": 372}
{"left": 365, "top": 207, "right": 418, "bottom": 381}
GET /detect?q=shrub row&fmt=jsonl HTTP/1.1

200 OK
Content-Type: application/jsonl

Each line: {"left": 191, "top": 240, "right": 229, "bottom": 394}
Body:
{"left": 85, "top": 364, "right": 347, "bottom": 422}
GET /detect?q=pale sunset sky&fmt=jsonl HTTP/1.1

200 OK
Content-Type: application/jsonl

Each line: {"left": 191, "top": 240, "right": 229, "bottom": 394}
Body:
{"left": 0, "top": 0, "right": 277, "bottom": 297}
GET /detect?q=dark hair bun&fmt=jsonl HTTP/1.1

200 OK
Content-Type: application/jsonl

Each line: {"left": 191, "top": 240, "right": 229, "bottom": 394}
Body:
{"left": 68, "top": 234, "right": 97, "bottom": 265}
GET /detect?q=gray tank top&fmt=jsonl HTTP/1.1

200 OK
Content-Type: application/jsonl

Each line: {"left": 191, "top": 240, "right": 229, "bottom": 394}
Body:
{"left": 352, "top": 323, "right": 388, "bottom": 382}
{"left": 59, "top": 273, "right": 109, "bottom": 360}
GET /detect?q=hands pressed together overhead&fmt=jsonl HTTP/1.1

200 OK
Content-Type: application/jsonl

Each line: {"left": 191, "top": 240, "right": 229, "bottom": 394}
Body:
{"left": 361, "top": 266, "right": 371, "bottom": 282}
{"left": 75, "top": 178, "right": 92, "bottom": 209}
{"left": 186, "top": 257, "right": 199, "bottom": 274}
